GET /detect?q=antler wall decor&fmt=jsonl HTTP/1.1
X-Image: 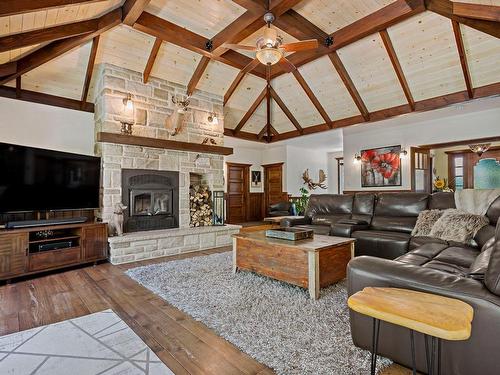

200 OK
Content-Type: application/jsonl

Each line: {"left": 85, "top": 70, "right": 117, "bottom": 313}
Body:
{"left": 302, "top": 169, "right": 327, "bottom": 190}
{"left": 165, "top": 95, "right": 190, "bottom": 136}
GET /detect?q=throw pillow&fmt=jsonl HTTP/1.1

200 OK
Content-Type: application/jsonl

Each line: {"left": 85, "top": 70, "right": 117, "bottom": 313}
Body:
{"left": 412, "top": 209, "right": 443, "bottom": 237}
{"left": 429, "top": 209, "right": 489, "bottom": 245}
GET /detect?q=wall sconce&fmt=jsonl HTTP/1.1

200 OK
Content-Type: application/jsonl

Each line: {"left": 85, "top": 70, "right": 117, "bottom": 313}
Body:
{"left": 354, "top": 153, "right": 362, "bottom": 164}
{"left": 207, "top": 112, "right": 218, "bottom": 125}
{"left": 120, "top": 93, "right": 134, "bottom": 135}
{"left": 399, "top": 149, "right": 408, "bottom": 157}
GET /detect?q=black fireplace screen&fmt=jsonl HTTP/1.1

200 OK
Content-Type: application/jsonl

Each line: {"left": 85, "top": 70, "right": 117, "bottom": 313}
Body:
{"left": 122, "top": 169, "right": 179, "bottom": 233}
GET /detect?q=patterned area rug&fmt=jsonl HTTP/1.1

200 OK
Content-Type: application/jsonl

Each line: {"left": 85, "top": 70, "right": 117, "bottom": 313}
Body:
{"left": 126, "top": 252, "right": 391, "bottom": 375}
{"left": 0, "top": 310, "right": 173, "bottom": 375}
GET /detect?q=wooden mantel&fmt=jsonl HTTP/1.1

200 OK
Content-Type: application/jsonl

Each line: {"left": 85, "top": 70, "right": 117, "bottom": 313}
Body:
{"left": 96, "top": 132, "right": 233, "bottom": 156}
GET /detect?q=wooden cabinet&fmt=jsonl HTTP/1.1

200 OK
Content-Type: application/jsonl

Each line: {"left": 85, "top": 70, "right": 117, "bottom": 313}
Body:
{"left": 82, "top": 225, "right": 108, "bottom": 261}
{"left": 0, "top": 222, "right": 108, "bottom": 281}
{"left": 0, "top": 233, "right": 28, "bottom": 278}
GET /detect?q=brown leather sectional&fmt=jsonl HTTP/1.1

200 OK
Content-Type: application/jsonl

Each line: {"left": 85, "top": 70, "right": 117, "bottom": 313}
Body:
{"left": 283, "top": 192, "right": 500, "bottom": 374}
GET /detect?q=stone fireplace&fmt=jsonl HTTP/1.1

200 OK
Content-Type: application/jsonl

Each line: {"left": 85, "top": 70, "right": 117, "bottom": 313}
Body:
{"left": 93, "top": 63, "right": 239, "bottom": 264}
{"left": 122, "top": 169, "right": 179, "bottom": 232}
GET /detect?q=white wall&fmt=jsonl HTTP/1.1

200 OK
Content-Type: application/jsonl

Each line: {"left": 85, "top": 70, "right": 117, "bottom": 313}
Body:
{"left": 285, "top": 146, "right": 329, "bottom": 196}
{"left": 343, "top": 98, "right": 500, "bottom": 191}
{"left": 0, "top": 97, "right": 95, "bottom": 155}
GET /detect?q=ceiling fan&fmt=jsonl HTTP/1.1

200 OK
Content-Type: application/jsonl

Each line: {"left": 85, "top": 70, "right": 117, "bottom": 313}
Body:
{"left": 223, "top": 4, "right": 319, "bottom": 72}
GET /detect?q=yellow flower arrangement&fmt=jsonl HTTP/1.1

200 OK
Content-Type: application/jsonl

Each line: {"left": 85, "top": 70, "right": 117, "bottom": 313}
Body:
{"left": 434, "top": 178, "right": 445, "bottom": 190}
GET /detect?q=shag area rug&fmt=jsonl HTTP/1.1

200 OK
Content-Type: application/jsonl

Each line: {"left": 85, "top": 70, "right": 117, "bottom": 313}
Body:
{"left": 0, "top": 309, "right": 173, "bottom": 375}
{"left": 126, "top": 252, "right": 391, "bottom": 375}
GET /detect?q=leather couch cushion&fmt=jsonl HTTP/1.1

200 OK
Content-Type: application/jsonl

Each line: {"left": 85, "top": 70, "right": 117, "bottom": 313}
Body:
{"left": 305, "top": 194, "right": 353, "bottom": 219}
{"left": 312, "top": 214, "right": 350, "bottom": 226}
{"left": 294, "top": 224, "right": 331, "bottom": 236}
{"left": 468, "top": 246, "right": 494, "bottom": 280}
{"left": 409, "top": 242, "right": 448, "bottom": 259}
{"left": 475, "top": 225, "right": 496, "bottom": 248}
{"left": 352, "top": 193, "right": 376, "bottom": 223}
{"left": 486, "top": 196, "right": 500, "bottom": 225}
{"left": 395, "top": 252, "right": 429, "bottom": 266}
{"left": 485, "top": 219, "right": 500, "bottom": 296}
{"left": 422, "top": 260, "right": 469, "bottom": 276}
{"left": 428, "top": 192, "right": 456, "bottom": 210}
{"left": 371, "top": 193, "right": 429, "bottom": 233}
{"left": 434, "top": 247, "right": 480, "bottom": 269}
{"left": 352, "top": 230, "right": 410, "bottom": 259}
{"left": 268, "top": 210, "right": 291, "bottom": 217}
{"left": 409, "top": 236, "right": 448, "bottom": 250}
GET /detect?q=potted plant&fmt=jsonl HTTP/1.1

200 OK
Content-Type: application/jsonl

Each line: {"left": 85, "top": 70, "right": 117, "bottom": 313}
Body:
{"left": 292, "top": 187, "right": 310, "bottom": 215}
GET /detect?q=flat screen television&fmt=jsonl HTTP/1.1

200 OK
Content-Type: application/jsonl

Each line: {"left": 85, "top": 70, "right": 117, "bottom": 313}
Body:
{"left": 0, "top": 142, "right": 101, "bottom": 213}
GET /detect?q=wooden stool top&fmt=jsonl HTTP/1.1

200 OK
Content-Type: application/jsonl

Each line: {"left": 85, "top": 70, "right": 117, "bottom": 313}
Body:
{"left": 348, "top": 287, "right": 473, "bottom": 341}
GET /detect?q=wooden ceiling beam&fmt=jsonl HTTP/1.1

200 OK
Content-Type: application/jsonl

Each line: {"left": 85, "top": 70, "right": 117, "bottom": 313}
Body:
{"left": 225, "top": 128, "right": 263, "bottom": 142}
{"left": 269, "top": 0, "right": 426, "bottom": 78}
{"left": 186, "top": 56, "right": 211, "bottom": 96}
{"left": 273, "top": 9, "right": 329, "bottom": 49}
{"left": 0, "top": 8, "right": 121, "bottom": 86}
{"left": 426, "top": 0, "right": 500, "bottom": 39}
{"left": 122, "top": 0, "right": 152, "bottom": 26}
{"left": 261, "top": 83, "right": 500, "bottom": 142}
{"left": 266, "top": 82, "right": 272, "bottom": 142}
{"left": 327, "top": 52, "right": 370, "bottom": 121}
{"left": 0, "top": 19, "right": 99, "bottom": 54}
{"left": 269, "top": 85, "right": 303, "bottom": 133}
{"left": 452, "top": 2, "right": 500, "bottom": 22}
{"left": 0, "top": 62, "right": 17, "bottom": 77}
{"left": 81, "top": 35, "right": 99, "bottom": 103}
{"left": 257, "top": 123, "right": 269, "bottom": 140}
{"left": 133, "top": 12, "right": 266, "bottom": 79}
{"left": 292, "top": 69, "right": 332, "bottom": 127}
{"left": 224, "top": 58, "right": 260, "bottom": 105}
{"left": 143, "top": 38, "right": 162, "bottom": 84}
{"left": 451, "top": 20, "right": 473, "bottom": 99}
{"left": 0, "top": 85, "right": 94, "bottom": 112}
{"left": 234, "top": 87, "right": 267, "bottom": 134}
{"left": 0, "top": 0, "right": 106, "bottom": 17}
{"left": 379, "top": 29, "right": 415, "bottom": 110}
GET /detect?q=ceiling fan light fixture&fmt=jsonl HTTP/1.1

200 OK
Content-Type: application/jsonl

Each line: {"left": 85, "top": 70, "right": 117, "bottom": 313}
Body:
{"left": 256, "top": 47, "right": 283, "bottom": 66}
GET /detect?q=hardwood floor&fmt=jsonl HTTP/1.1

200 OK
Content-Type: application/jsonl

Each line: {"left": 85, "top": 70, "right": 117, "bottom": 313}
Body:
{"left": 0, "top": 247, "right": 413, "bottom": 375}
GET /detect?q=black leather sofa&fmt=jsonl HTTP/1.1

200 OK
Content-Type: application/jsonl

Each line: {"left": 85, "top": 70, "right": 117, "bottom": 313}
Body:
{"left": 283, "top": 192, "right": 458, "bottom": 259}
{"left": 268, "top": 201, "right": 293, "bottom": 217}
{"left": 348, "top": 205, "right": 500, "bottom": 375}
{"left": 283, "top": 191, "right": 500, "bottom": 374}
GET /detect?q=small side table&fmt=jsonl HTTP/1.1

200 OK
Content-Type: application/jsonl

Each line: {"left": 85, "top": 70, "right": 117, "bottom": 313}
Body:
{"left": 348, "top": 287, "right": 473, "bottom": 375}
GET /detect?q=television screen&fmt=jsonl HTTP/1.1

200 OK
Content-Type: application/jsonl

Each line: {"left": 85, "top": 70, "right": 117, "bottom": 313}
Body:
{"left": 0, "top": 143, "right": 101, "bottom": 213}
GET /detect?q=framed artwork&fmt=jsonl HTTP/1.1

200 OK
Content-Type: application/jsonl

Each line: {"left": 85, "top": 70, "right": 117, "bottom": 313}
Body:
{"left": 251, "top": 170, "right": 262, "bottom": 188}
{"left": 361, "top": 145, "right": 402, "bottom": 187}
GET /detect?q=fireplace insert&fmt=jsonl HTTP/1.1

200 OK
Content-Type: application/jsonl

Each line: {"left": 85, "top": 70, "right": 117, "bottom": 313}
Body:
{"left": 122, "top": 169, "right": 179, "bottom": 232}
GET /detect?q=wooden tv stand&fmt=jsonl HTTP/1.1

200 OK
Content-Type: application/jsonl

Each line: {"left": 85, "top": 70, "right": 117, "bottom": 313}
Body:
{"left": 0, "top": 222, "right": 108, "bottom": 282}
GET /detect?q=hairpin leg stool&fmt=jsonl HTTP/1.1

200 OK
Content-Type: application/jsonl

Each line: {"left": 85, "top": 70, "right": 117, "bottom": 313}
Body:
{"left": 348, "top": 287, "right": 473, "bottom": 375}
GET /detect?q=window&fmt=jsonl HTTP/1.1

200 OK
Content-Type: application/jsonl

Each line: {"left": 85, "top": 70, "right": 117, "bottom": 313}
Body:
{"left": 453, "top": 156, "right": 464, "bottom": 190}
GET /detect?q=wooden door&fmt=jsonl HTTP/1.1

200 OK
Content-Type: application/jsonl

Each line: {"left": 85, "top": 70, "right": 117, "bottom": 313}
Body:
{"left": 411, "top": 147, "right": 432, "bottom": 193}
{"left": 82, "top": 224, "right": 108, "bottom": 261}
{"left": 263, "top": 163, "right": 285, "bottom": 215}
{"left": 226, "top": 163, "right": 250, "bottom": 224}
{"left": 0, "top": 232, "right": 28, "bottom": 279}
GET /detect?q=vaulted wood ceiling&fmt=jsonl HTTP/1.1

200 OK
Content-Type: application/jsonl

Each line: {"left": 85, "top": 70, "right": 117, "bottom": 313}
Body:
{"left": 0, "top": 0, "right": 499, "bottom": 142}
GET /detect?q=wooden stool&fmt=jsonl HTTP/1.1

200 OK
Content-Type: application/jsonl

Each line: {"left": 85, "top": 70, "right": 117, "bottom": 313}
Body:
{"left": 348, "top": 287, "right": 473, "bottom": 375}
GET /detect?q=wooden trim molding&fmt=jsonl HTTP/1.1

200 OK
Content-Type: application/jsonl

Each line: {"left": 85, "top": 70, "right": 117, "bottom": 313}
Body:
{"left": 96, "top": 132, "right": 234, "bottom": 155}
{"left": 419, "top": 136, "right": 500, "bottom": 149}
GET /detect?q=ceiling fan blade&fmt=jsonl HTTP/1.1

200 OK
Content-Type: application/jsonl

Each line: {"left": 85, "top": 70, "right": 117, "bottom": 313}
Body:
{"left": 223, "top": 43, "right": 257, "bottom": 51}
{"left": 278, "top": 57, "right": 296, "bottom": 73}
{"left": 281, "top": 39, "right": 319, "bottom": 52}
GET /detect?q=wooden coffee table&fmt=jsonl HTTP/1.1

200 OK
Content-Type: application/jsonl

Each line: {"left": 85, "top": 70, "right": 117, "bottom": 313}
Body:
{"left": 232, "top": 231, "right": 355, "bottom": 299}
